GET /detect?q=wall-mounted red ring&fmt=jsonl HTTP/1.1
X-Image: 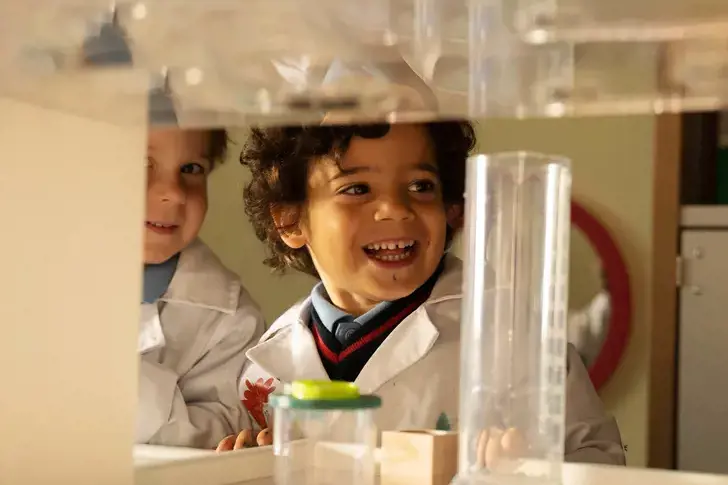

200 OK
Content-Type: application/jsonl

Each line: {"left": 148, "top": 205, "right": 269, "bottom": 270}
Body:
{"left": 571, "top": 201, "right": 632, "bottom": 391}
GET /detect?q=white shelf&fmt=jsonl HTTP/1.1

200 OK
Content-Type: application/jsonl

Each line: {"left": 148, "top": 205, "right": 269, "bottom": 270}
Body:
{"left": 134, "top": 445, "right": 274, "bottom": 485}
{"left": 682, "top": 205, "right": 728, "bottom": 228}
{"left": 131, "top": 448, "right": 728, "bottom": 485}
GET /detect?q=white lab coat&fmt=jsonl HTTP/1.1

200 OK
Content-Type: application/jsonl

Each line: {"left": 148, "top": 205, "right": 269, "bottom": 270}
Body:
{"left": 568, "top": 290, "right": 611, "bottom": 367}
{"left": 240, "top": 255, "right": 625, "bottom": 465}
{"left": 138, "top": 239, "right": 265, "bottom": 449}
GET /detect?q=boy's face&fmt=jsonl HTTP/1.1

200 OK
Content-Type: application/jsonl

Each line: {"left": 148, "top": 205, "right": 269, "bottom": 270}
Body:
{"left": 283, "top": 124, "right": 455, "bottom": 315}
{"left": 144, "top": 128, "right": 212, "bottom": 264}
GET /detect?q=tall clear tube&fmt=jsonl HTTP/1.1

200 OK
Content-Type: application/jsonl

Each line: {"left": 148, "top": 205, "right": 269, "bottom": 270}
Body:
{"left": 455, "top": 152, "right": 572, "bottom": 485}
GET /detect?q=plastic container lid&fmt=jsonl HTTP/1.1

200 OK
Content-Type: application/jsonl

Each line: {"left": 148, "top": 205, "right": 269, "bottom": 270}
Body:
{"left": 270, "top": 380, "right": 382, "bottom": 410}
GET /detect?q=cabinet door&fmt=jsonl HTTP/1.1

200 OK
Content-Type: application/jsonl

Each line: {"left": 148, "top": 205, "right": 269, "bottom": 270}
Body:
{"left": 677, "top": 230, "right": 728, "bottom": 472}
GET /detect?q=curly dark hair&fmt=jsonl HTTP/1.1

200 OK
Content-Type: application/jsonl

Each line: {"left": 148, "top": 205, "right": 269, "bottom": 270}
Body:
{"left": 207, "top": 129, "right": 229, "bottom": 167}
{"left": 241, "top": 121, "right": 476, "bottom": 277}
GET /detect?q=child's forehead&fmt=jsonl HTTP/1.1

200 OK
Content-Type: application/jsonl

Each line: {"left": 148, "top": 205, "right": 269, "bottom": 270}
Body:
{"left": 340, "top": 124, "right": 434, "bottom": 166}
{"left": 147, "top": 128, "right": 209, "bottom": 153}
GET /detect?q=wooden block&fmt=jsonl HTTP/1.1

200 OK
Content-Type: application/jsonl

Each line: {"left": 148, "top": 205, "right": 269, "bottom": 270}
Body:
{"left": 380, "top": 430, "right": 458, "bottom": 485}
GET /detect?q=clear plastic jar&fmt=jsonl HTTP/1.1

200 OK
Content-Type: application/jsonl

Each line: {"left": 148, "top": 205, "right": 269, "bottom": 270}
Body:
{"left": 271, "top": 380, "right": 381, "bottom": 485}
{"left": 455, "top": 152, "right": 572, "bottom": 485}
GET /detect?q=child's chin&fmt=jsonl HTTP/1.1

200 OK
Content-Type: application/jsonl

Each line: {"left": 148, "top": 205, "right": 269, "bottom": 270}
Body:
{"left": 367, "top": 274, "right": 427, "bottom": 300}
{"left": 143, "top": 245, "right": 180, "bottom": 265}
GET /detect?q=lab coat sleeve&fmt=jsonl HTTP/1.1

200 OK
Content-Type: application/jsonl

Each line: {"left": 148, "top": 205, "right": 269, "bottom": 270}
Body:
{"left": 564, "top": 344, "right": 626, "bottom": 465}
{"left": 145, "top": 299, "right": 266, "bottom": 449}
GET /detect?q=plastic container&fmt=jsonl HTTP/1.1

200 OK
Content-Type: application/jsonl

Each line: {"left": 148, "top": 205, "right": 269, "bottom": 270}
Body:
{"left": 455, "top": 152, "right": 572, "bottom": 485}
{"left": 270, "top": 380, "right": 381, "bottom": 485}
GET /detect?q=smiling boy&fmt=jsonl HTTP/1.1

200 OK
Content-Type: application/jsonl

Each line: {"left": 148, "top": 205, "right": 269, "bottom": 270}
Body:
{"left": 137, "top": 128, "right": 264, "bottom": 449}
{"left": 218, "top": 122, "right": 624, "bottom": 466}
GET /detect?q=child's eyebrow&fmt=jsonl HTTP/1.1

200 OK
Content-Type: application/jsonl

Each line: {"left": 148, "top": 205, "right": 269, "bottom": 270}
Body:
{"left": 330, "top": 162, "right": 439, "bottom": 182}
{"left": 416, "top": 162, "right": 440, "bottom": 174}
{"left": 329, "top": 166, "right": 370, "bottom": 182}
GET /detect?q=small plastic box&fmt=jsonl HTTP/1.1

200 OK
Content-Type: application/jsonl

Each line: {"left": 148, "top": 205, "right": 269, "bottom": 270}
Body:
{"left": 270, "top": 380, "right": 382, "bottom": 485}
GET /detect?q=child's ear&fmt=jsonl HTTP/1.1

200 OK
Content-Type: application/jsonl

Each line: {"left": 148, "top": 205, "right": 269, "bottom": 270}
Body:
{"left": 270, "top": 204, "right": 306, "bottom": 249}
{"left": 446, "top": 204, "right": 464, "bottom": 231}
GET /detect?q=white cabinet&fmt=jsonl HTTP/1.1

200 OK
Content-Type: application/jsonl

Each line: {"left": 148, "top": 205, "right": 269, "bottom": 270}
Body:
{"left": 677, "top": 207, "right": 728, "bottom": 473}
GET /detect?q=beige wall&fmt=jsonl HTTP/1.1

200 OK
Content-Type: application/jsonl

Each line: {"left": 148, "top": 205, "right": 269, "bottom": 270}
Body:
{"left": 201, "top": 117, "right": 655, "bottom": 466}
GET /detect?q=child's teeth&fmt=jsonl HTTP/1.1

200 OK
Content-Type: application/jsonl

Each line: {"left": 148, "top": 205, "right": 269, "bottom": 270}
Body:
{"left": 366, "top": 240, "right": 415, "bottom": 250}
{"left": 373, "top": 253, "right": 409, "bottom": 262}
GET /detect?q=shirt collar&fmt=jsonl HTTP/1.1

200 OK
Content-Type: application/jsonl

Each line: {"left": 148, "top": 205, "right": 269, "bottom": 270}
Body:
{"left": 142, "top": 253, "right": 179, "bottom": 304}
{"left": 160, "top": 239, "right": 241, "bottom": 314}
{"left": 308, "top": 254, "right": 456, "bottom": 334}
{"left": 309, "top": 282, "right": 392, "bottom": 334}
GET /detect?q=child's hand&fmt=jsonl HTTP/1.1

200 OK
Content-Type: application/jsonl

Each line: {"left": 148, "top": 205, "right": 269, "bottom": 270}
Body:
{"left": 476, "top": 427, "right": 526, "bottom": 470}
{"left": 256, "top": 427, "right": 273, "bottom": 446}
{"left": 216, "top": 428, "right": 272, "bottom": 452}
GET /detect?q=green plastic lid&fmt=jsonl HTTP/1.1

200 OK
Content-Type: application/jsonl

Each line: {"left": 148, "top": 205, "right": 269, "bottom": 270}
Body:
{"left": 269, "top": 380, "right": 382, "bottom": 410}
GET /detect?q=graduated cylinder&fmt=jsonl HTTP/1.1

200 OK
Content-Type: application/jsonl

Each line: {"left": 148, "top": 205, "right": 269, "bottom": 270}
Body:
{"left": 455, "top": 152, "right": 572, "bottom": 485}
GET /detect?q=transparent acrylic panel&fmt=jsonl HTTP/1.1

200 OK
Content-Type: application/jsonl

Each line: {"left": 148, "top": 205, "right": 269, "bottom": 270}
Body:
{"left": 564, "top": 39, "right": 728, "bottom": 115}
{"left": 2, "top": 0, "right": 475, "bottom": 124}
{"left": 456, "top": 153, "right": 571, "bottom": 485}
{"left": 466, "top": 37, "right": 728, "bottom": 118}
{"left": 0, "top": 68, "right": 148, "bottom": 125}
{"left": 2, "top": 0, "right": 452, "bottom": 69}
{"left": 7, "top": 0, "right": 728, "bottom": 122}
{"left": 511, "top": 0, "right": 728, "bottom": 43}
{"left": 0, "top": 0, "right": 117, "bottom": 72}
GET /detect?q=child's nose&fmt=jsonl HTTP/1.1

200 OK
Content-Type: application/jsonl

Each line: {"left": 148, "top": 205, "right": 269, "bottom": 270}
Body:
{"left": 149, "top": 174, "right": 186, "bottom": 204}
{"left": 374, "top": 194, "right": 414, "bottom": 222}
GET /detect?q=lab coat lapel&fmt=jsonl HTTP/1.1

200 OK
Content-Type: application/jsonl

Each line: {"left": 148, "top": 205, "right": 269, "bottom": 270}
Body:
{"left": 246, "top": 302, "right": 330, "bottom": 383}
{"left": 354, "top": 305, "right": 439, "bottom": 394}
{"left": 246, "top": 256, "right": 461, "bottom": 390}
{"left": 138, "top": 303, "right": 166, "bottom": 354}
{"left": 354, "top": 255, "right": 464, "bottom": 393}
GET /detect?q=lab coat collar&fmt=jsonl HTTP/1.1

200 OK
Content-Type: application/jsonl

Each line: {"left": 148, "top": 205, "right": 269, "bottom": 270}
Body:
{"left": 160, "top": 239, "right": 241, "bottom": 315}
{"left": 246, "top": 254, "right": 463, "bottom": 392}
{"left": 138, "top": 302, "right": 166, "bottom": 354}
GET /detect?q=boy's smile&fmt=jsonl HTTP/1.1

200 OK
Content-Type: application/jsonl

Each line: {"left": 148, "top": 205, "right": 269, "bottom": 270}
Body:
{"left": 279, "top": 123, "right": 456, "bottom": 316}
{"left": 363, "top": 238, "right": 417, "bottom": 266}
{"left": 145, "top": 221, "right": 180, "bottom": 235}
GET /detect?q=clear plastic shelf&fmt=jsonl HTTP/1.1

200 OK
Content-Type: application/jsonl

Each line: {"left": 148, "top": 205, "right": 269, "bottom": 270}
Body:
{"left": 510, "top": 0, "right": 728, "bottom": 44}
{"left": 0, "top": 68, "right": 148, "bottom": 125}
{"left": 557, "top": 38, "right": 728, "bottom": 115}
{"left": 467, "top": 36, "right": 728, "bottom": 118}
{"left": 4, "top": 0, "right": 728, "bottom": 123}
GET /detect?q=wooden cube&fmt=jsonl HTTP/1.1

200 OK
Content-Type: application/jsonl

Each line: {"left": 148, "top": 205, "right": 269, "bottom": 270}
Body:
{"left": 380, "top": 430, "right": 458, "bottom": 485}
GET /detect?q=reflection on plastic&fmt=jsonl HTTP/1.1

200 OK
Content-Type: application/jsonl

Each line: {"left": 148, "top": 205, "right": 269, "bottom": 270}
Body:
{"left": 510, "top": 0, "right": 728, "bottom": 43}
{"left": 5, "top": 0, "right": 728, "bottom": 123}
{"left": 455, "top": 153, "right": 571, "bottom": 485}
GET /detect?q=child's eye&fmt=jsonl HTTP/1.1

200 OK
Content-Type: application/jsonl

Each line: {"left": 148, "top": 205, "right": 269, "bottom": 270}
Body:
{"left": 339, "top": 184, "right": 370, "bottom": 196}
{"left": 180, "top": 162, "right": 207, "bottom": 175}
{"left": 409, "top": 179, "right": 437, "bottom": 193}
